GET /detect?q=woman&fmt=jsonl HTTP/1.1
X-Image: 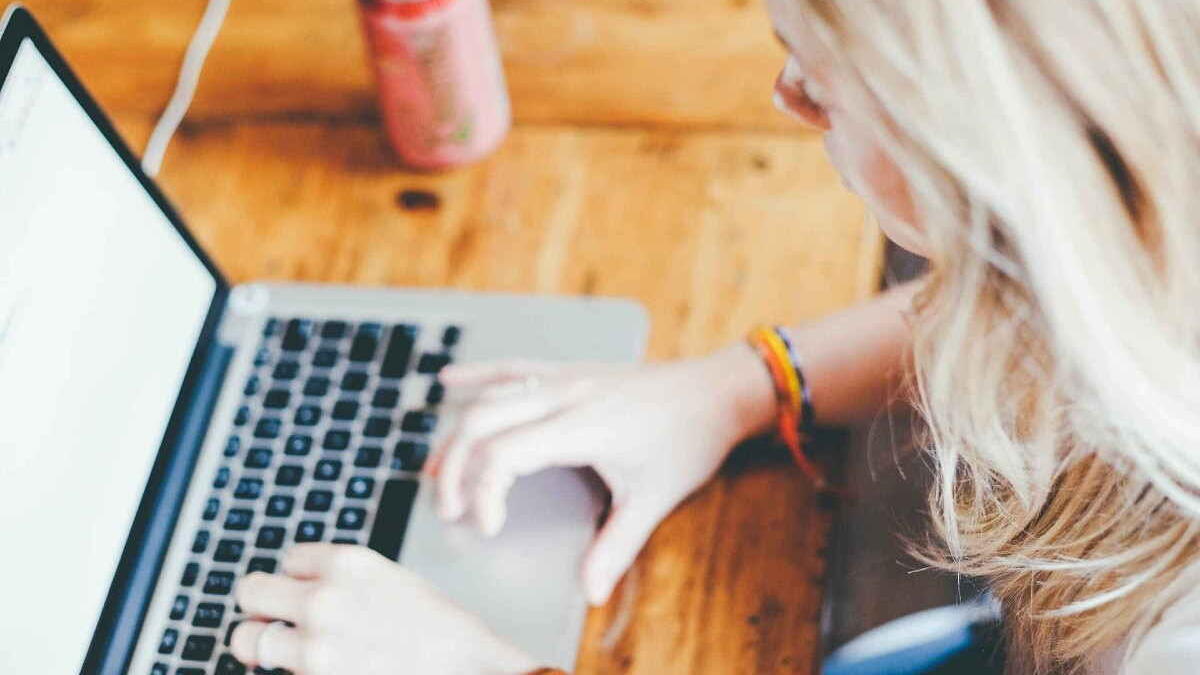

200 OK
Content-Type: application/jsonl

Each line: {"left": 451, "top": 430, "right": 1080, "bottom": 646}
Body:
{"left": 229, "top": 1, "right": 1200, "bottom": 673}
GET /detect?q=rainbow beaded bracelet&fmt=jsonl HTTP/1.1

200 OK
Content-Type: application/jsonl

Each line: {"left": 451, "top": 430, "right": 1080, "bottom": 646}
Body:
{"left": 746, "top": 325, "right": 824, "bottom": 488}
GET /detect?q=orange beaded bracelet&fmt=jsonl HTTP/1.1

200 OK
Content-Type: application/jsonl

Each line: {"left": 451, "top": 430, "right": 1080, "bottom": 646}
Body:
{"left": 747, "top": 326, "right": 825, "bottom": 488}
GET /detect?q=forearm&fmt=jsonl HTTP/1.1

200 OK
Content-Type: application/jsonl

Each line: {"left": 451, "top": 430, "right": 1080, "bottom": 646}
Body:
{"left": 712, "top": 280, "right": 919, "bottom": 443}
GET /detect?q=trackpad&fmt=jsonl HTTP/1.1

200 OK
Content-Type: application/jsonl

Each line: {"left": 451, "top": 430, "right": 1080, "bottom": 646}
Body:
{"left": 391, "top": 469, "right": 604, "bottom": 668}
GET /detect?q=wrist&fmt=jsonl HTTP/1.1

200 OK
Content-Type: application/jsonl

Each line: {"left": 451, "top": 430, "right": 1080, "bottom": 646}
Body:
{"left": 698, "top": 343, "right": 778, "bottom": 446}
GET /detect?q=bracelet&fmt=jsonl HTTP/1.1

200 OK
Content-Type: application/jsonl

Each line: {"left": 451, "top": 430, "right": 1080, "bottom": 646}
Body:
{"left": 746, "top": 326, "right": 825, "bottom": 488}
{"left": 775, "top": 327, "right": 816, "bottom": 440}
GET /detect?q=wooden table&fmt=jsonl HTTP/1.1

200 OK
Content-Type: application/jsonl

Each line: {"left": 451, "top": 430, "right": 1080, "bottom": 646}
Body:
{"left": 28, "top": 1, "right": 881, "bottom": 671}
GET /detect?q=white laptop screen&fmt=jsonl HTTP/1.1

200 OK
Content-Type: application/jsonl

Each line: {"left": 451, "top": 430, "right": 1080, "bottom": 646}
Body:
{"left": 0, "top": 38, "right": 218, "bottom": 674}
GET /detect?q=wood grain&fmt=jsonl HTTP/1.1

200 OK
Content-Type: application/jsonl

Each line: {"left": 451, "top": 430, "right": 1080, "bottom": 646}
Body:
{"left": 21, "top": 0, "right": 885, "bottom": 671}
{"left": 151, "top": 121, "right": 872, "bottom": 357}
{"left": 29, "top": 0, "right": 792, "bottom": 131}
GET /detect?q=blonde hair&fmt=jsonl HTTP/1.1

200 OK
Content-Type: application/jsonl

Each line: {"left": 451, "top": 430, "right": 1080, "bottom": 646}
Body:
{"left": 795, "top": 1, "right": 1200, "bottom": 672}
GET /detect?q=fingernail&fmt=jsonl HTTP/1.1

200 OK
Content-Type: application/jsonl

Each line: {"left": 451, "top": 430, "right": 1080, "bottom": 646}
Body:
{"left": 585, "top": 573, "right": 610, "bottom": 606}
{"left": 442, "top": 500, "right": 464, "bottom": 521}
{"left": 483, "top": 512, "right": 502, "bottom": 538}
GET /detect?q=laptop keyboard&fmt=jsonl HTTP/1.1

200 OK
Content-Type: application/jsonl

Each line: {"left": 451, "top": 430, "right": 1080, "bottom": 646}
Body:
{"left": 150, "top": 317, "right": 461, "bottom": 675}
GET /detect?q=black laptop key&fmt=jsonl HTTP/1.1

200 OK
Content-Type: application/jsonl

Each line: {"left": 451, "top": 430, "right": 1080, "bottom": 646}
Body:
{"left": 234, "top": 478, "right": 263, "bottom": 500}
{"left": 204, "top": 571, "right": 235, "bottom": 596}
{"left": 158, "top": 627, "right": 179, "bottom": 655}
{"left": 224, "top": 436, "right": 242, "bottom": 457}
{"left": 341, "top": 370, "right": 369, "bottom": 392}
{"left": 332, "top": 537, "right": 359, "bottom": 545}
{"left": 170, "top": 594, "right": 190, "bottom": 621}
{"left": 263, "top": 318, "right": 280, "bottom": 337}
{"left": 244, "top": 375, "right": 261, "bottom": 397}
{"left": 263, "top": 389, "right": 290, "bottom": 409}
{"left": 294, "top": 405, "right": 321, "bottom": 426}
{"left": 276, "top": 465, "right": 304, "bottom": 487}
{"left": 312, "top": 347, "right": 338, "bottom": 368}
{"left": 181, "top": 562, "right": 200, "bottom": 587}
{"left": 336, "top": 507, "right": 366, "bottom": 531}
{"left": 303, "top": 375, "right": 330, "bottom": 397}
{"left": 416, "top": 352, "right": 452, "bottom": 375}
{"left": 394, "top": 440, "right": 429, "bottom": 471}
{"left": 192, "top": 602, "right": 225, "bottom": 628}
{"left": 244, "top": 447, "right": 273, "bottom": 469}
{"left": 266, "top": 495, "right": 294, "bottom": 518}
{"left": 314, "top": 459, "right": 342, "bottom": 481}
{"left": 400, "top": 411, "right": 437, "bottom": 434}
{"left": 256, "top": 526, "right": 285, "bottom": 549}
{"left": 181, "top": 634, "right": 216, "bottom": 661}
{"left": 368, "top": 479, "right": 419, "bottom": 561}
{"left": 442, "top": 325, "right": 462, "bottom": 347}
{"left": 346, "top": 476, "right": 375, "bottom": 499}
{"left": 281, "top": 319, "right": 314, "bottom": 352}
{"left": 254, "top": 347, "right": 272, "bottom": 367}
{"left": 322, "top": 429, "right": 351, "bottom": 451}
{"left": 213, "top": 466, "right": 231, "bottom": 489}
{"left": 304, "top": 490, "right": 333, "bottom": 512}
{"left": 349, "top": 333, "right": 378, "bottom": 363}
{"left": 363, "top": 416, "right": 391, "bottom": 438}
{"left": 253, "top": 418, "right": 281, "bottom": 440}
{"left": 234, "top": 406, "right": 251, "bottom": 427}
{"left": 321, "top": 320, "right": 347, "bottom": 339}
{"left": 295, "top": 521, "right": 325, "bottom": 543}
{"left": 178, "top": 668, "right": 206, "bottom": 675}
{"left": 152, "top": 663, "right": 168, "bottom": 675}
{"left": 354, "top": 446, "right": 382, "bottom": 468}
{"left": 216, "top": 653, "right": 247, "bottom": 675}
{"left": 426, "top": 381, "right": 445, "bottom": 405}
{"left": 224, "top": 509, "right": 253, "bottom": 531}
{"left": 332, "top": 399, "right": 359, "bottom": 421}
{"left": 247, "top": 556, "right": 277, "bottom": 574}
{"left": 192, "top": 530, "right": 210, "bottom": 554}
{"left": 284, "top": 433, "right": 312, "bottom": 456}
{"left": 359, "top": 322, "right": 384, "bottom": 337}
{"left": 272, "top": 360, "right": 300, "bottom": 381}
{"left": 214, "top": 539, "right": 245, "bottom": 563}
{"left": 372, "top": 387, "right": 399, "bottom": 409}
{"left": 224, "top": 621, "right": 241, "bottom": 648}
{"left": 380, "top": 325, "right": 418, "bottom": 378}
{"left": 203, "top": 497, "right": 220, "bottom": 521}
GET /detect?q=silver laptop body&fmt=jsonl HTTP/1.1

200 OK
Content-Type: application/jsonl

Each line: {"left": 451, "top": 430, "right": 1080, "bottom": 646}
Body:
{"left": 0, "top": 6, "right": 647, "bottom": 674}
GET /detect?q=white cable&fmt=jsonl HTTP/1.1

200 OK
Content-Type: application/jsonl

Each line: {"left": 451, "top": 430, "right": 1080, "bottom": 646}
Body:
{"left": 141, "top": 0, "right": 232, "bottom": 178}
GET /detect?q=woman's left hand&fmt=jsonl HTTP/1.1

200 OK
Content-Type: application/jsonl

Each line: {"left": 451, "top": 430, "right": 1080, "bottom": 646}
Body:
{"left": 230, "top": 543, "right": 539, "bottom": 675}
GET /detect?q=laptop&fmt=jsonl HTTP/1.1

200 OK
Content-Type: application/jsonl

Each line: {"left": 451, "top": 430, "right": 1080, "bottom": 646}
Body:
{"left": 0, "top": 6, "right": 647, "bottom": 674}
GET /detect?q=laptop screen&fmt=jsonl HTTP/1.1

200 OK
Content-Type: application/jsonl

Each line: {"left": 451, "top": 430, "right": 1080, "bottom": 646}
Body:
{"left": 0, "top": 37, "right": 218, "bottom": 674}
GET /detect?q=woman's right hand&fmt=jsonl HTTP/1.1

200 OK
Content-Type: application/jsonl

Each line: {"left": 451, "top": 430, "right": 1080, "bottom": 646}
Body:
{"left": 426, "top": 345, "right": 775, "bottom": 606}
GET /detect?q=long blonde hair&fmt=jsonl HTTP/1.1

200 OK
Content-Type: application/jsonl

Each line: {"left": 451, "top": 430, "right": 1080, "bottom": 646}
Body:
{"left": 796, "top": 2, "right": 1200, "bottom": 671}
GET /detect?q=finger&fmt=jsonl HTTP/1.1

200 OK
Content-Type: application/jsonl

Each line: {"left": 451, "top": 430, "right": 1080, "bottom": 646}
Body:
{"left": 229, "top": 620, "right": 305, "bottom": 672}
{"left": 235, "top": 572, "right": 314, "bottom": 623}
{"left": 438, "top": 360, "right": 557, "bottom": 388}
{"left": 280, "top": 543, "right": 343, "bottom": 580}
{"left": 434, "top": 391, "right": 571, "bottom": 520}
{"left": 582, "top": 497, "right": 670, "bottom": 606}
{"left": 468, "top": 413, "right": 598, "bottom": 537}
{"left": 284, "top": 543, "right": 387, "bottom": 583}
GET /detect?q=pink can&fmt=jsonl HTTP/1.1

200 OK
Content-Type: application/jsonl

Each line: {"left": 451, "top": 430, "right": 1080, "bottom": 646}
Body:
{"left": 358, "top": 0, "right": 512, "bottom": 169}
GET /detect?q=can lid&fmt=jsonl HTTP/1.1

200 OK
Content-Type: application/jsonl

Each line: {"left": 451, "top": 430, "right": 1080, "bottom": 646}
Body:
{"left": 361, "top": 0, "right": 457, "bottom": 17}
